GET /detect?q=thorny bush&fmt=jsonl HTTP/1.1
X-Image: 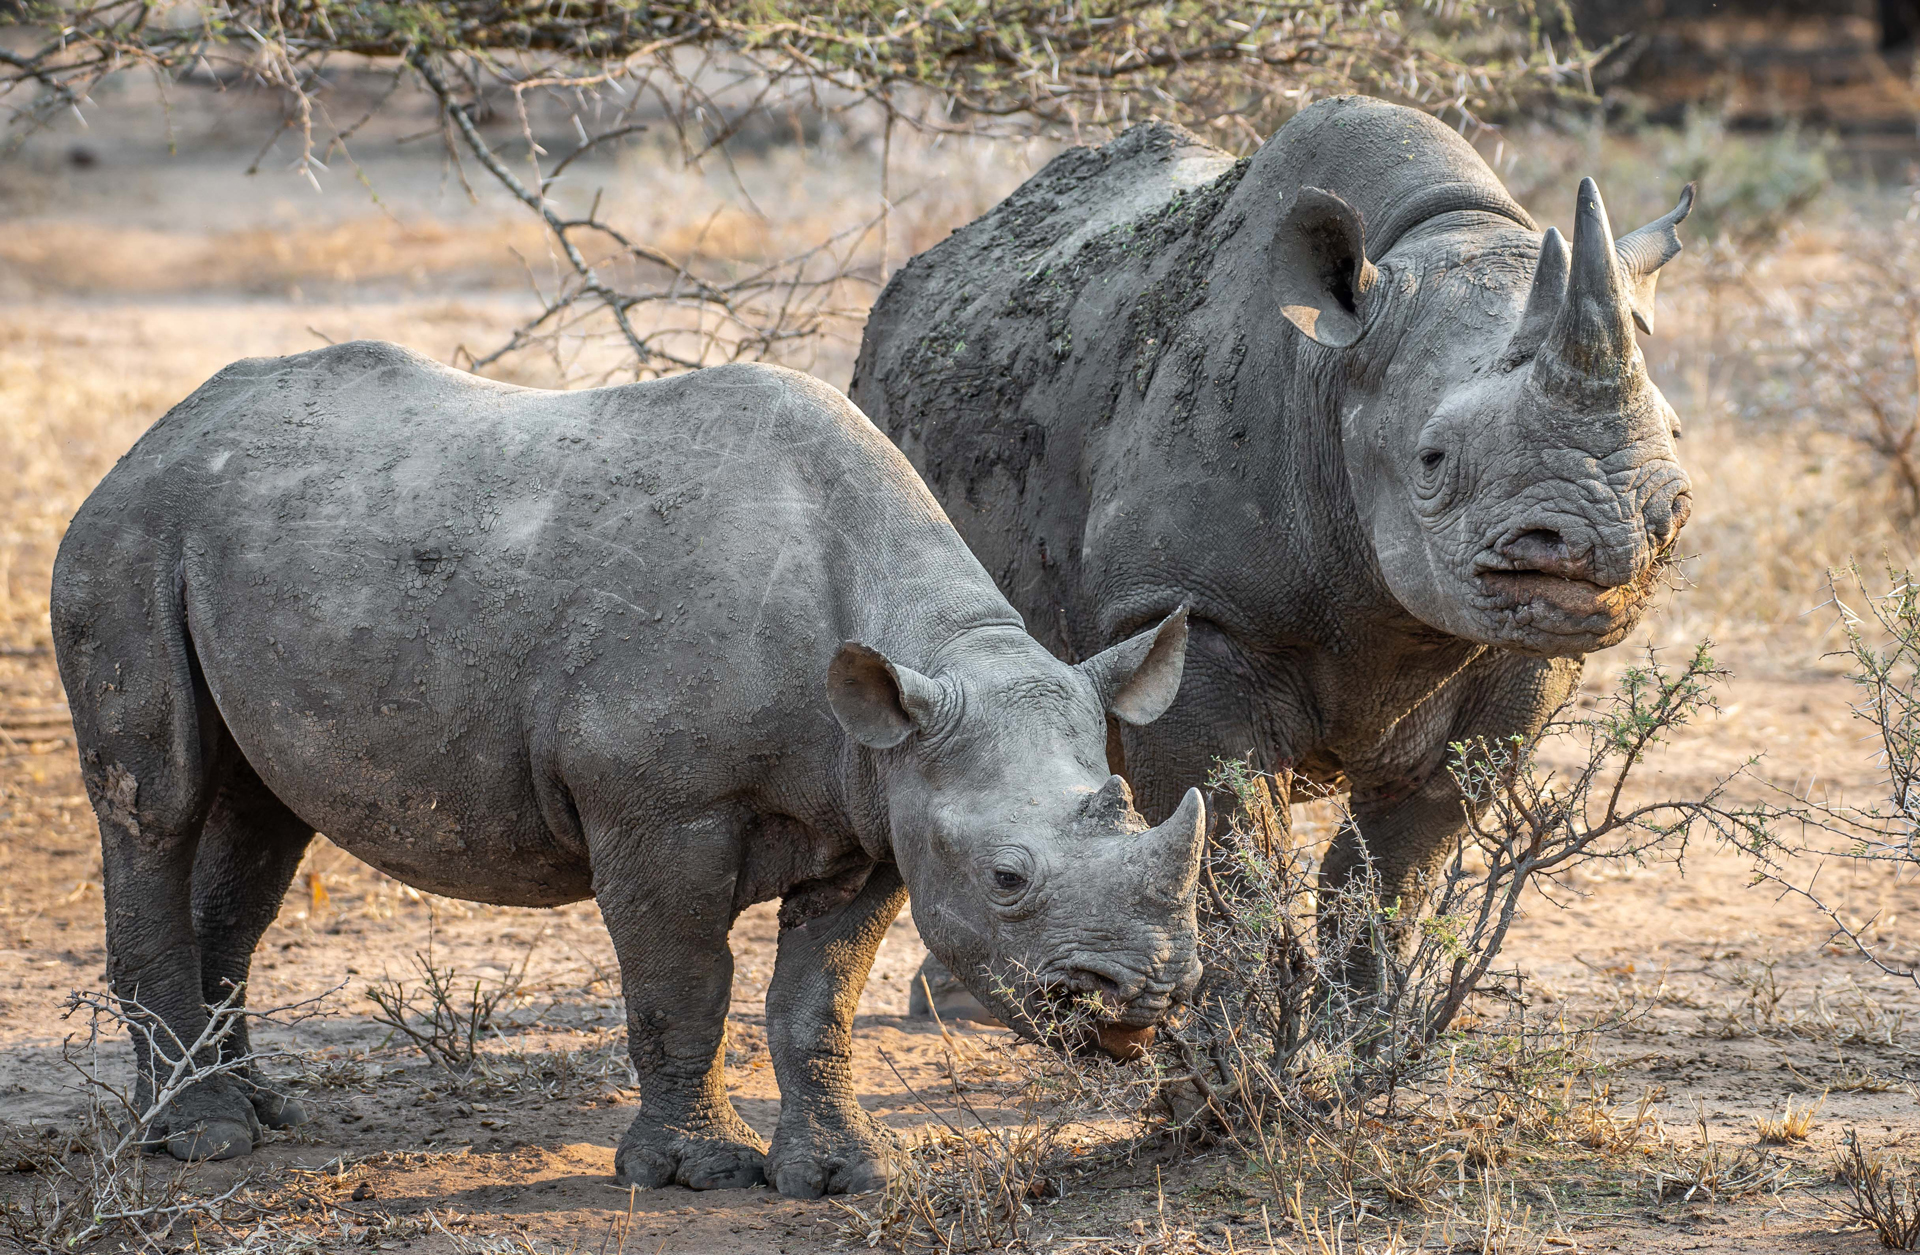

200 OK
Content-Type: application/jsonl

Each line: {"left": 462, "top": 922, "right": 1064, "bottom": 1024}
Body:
{"left": 1746, "top": 565, "right": 1920, "bottom": 985}
{"left": 843, "top": 643, "right": 1764, "bottom": 1251}
{"left": 1833, "top": 1127, "right": 1920, "bottom": 1251}
{"left": 1167, "top": 642, "right": 1755, "bottom": 1136}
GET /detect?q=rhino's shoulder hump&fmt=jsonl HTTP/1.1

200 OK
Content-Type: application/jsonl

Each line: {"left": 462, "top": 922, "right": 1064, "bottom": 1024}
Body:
{"left": 888, "top": 122, "right": 1234, "bottom": 302}
{"left": 176, "top": 339, "right": 503, "bottom": 425}
{"left": 853, "top": 123, "right": 1248, "bottom": 498}
{"left": 598, "top": 361, "right": 886, "bottom": 451}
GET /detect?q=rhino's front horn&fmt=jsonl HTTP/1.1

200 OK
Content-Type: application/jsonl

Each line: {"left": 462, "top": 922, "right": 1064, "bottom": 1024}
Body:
{"left": 1144, "top": 787, "right": 1206, "bottom": 900}
{"left": 1535, "top": 178, "right": 1641, "bottom": 402}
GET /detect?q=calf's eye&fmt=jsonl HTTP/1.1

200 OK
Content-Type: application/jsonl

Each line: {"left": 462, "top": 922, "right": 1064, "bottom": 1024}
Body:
{"left": 992, "top": 868, "right": 1028, "bottom": 893}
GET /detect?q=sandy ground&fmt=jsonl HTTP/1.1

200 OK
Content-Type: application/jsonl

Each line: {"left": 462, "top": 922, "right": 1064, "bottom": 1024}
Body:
{"left": 4, "top": 74, "right": 1920, "bottom": 1254}
{"left": 7, "top": 638, "right": 1920, "bottom": 1254}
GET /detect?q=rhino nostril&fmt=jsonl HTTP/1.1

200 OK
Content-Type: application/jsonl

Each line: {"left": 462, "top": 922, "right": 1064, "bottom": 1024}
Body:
{"left": 1503, "top": 528, "right": 1570, "bottom": 567}
{"left": 1067, "top": 968, "right": 1121, "bottom": 999}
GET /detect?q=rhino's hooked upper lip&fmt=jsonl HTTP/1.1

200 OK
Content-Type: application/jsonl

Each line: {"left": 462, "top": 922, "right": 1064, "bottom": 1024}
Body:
{"left": 1470, "top": 517, "right": 1653, "bottom": 624}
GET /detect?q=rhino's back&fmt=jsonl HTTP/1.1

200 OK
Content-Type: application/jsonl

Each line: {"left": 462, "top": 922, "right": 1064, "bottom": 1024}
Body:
{"left": 56, "top": 343, "right": 977, "bottom": 899}
{"left": 854, "top": 122, "right": 1234, "bottom": 501}
{"left": 853, "top": 125, "right": 1246, "bottom": 653}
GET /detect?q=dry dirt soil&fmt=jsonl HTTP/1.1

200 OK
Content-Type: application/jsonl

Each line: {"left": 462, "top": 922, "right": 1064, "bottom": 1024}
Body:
{"left": 3, "top": 76, "right": 1920, "bottom": 1255}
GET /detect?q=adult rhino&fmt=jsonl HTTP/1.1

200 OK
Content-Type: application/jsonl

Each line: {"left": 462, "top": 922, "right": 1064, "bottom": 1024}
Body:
{"left": 51, "top": 342, "right": 1207, "bottom": 1197}
{"left": 852, "top": 96, "right": 1692, "bottom": 1001}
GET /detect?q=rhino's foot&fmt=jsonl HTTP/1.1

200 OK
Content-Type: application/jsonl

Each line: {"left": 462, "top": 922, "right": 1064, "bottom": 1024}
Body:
{"left": 767, "top": 1113, "right": 900, "bottom": 1199}
{"left": 142, "top": 1078, "right": 263, "bottom": 1162}
{"left": 613, "top": 1112, "right": 768, "bottom": 1191}
{"left": 242, "top": 1079, "right": 310, "bottom": 1129}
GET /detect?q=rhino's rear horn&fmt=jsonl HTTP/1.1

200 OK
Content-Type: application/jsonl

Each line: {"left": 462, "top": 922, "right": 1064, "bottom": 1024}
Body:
{"left": 1084, "top": 773, "right": 1136, "bottom": 827}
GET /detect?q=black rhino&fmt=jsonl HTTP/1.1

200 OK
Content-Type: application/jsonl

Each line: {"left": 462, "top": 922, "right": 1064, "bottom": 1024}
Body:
{"left": 851, "top": 96, "right": 1693, "bottom": 997}
{"left": 51, "top": 343, "right": 1207, "bottom": 1197}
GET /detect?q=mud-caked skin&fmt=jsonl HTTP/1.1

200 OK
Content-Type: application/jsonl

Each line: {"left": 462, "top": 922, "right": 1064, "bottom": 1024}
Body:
{"left": 851, "top": 96, "right": 1694, "bottom": 978}
{"left": 51, "top": 344, "right": 1208, "bottom": 1195}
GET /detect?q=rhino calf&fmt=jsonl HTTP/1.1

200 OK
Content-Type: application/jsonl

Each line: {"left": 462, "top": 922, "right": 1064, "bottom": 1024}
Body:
{"left": 51, "top": 342, "right": 1205, "bottom": 1198}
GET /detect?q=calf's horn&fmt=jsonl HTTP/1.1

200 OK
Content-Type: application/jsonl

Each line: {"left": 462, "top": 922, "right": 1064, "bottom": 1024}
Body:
{"left": 1141, "top": 787, "right": 1206, "bottom": 901}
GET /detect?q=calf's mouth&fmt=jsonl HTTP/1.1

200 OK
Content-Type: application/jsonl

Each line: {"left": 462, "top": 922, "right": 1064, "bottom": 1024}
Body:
{"left": 1091, "top": 1022, "right": 1157, "bottom": 1062}
{"left": 1026, "top": 982, "right": 1176, "bottom": 1063}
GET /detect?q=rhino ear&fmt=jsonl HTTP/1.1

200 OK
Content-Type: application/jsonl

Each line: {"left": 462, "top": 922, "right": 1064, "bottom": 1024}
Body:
{"left": 1273, "top": 187, "right": 1378, "bottom": 348}
{"left": 1078, "top": 606, "right": 1190, "bottom": 726}
{"left": 827, "top": 642, "right": 941, "bottom": 749}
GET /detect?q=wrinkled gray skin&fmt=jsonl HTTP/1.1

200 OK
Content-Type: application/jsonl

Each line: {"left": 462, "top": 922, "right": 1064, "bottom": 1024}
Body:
{"left": 851, "top": 96, "right": 1692, "bottom": 989}
{"left": 50, "top": 342, "right": 1207, "bottom": 1197}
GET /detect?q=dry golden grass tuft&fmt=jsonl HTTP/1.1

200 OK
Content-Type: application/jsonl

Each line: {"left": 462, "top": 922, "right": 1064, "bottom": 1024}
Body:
{"left": 1755, "top": 1094, "right": 1824, "bottom": 1144}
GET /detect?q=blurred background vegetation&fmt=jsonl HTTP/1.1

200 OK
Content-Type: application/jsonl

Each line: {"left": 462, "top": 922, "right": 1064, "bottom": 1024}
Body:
{"left": 5, "top": 1, "right": 1920, "bottom": 655}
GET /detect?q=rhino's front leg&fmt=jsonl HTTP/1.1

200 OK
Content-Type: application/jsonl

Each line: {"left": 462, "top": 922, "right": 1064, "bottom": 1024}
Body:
{"left": 1322, "top": 652, "right": 1581, "bottom": 990}
{"left": 593, "top": 816, "right": 767, "bottom": 1190}
{"left": 765, "top": 863, "right": 909, "bottom": 1198}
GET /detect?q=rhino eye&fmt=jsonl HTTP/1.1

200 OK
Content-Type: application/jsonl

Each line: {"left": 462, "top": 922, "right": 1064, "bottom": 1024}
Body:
{"left": 1420, "top": 449, "right": 1446, "bottom": 470}
{"left": 992, "top": 868, "right": 1029, "bottom": 893}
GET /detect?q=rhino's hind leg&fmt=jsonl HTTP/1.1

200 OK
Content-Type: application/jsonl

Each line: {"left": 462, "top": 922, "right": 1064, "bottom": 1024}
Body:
{"left": 191, "top": 759, "right": 316, "bottom": 1130}
{"left": 765, "top": 864, "right": 909, "bottom": 1198}
{"left": 593, "top": 811, "right": 767, "bottom": 1190}
{"left": 58, "top": 581, "right": 263, "bottom": 1161}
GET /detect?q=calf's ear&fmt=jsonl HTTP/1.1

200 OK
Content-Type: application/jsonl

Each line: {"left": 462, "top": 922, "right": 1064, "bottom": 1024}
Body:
{"left": 827, "top": 642, "right": 942, "bottom": 749}
{"left": 1273, "top": 186, "right": 1377, "bottom": 348}
{"left": 1078, "top": 606, "right": 1190, "bottom": 726}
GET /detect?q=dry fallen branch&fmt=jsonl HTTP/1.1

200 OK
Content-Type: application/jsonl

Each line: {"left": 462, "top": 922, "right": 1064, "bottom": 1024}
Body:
{"left": 0, "top": 985, "right": 331, "bottom": 1255}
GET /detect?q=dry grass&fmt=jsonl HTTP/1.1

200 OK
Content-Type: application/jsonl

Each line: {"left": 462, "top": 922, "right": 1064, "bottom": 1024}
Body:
{"left": 1649, "top": 1109, "right": 1800, "bottom": 1205}
{"left": 1755, "top": 1095, "right": 1824, "bottom": 1144}
{"left": 1833, "top": 1130, "right": 1920, "bottom": 1250}
{"left": 0, "top": 217, "right": 544, "bottom": 296}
